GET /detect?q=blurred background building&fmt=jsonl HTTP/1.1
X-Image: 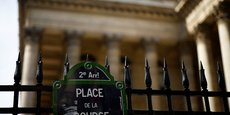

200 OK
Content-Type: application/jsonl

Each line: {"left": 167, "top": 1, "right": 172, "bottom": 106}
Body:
{"left": 18, "top": 0, "right": 230, "bottom": 112}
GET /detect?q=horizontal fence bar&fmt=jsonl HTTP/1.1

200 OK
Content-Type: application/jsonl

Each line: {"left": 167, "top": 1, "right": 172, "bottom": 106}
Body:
{"left": 0, "top": 108, "right": 52, "bottom": 113}
{"left": 131, "top": 89, "right": 230, "bottom": 97}
{"left": 133, "top": 110, "right": 230, "bottom": 115}
{"left": 0, "top": 85, "right": 52, "bottom": 92}
{"left": 1, "top": 85, "right": 229, "bottom": 97}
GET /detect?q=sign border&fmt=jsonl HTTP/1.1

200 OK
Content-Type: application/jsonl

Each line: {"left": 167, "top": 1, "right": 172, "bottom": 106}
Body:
{"left": 52, "top": 61, "right": 127, "bottom": 115}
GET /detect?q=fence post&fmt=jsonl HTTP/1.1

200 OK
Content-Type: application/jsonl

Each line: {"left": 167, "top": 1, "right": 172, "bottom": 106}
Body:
{"left": 200, "top": 62, "right": 210, "bottom": 112}
{"left": 13, "top": 53, "right": 21, "bottom": 115}
{"left": 163, "top": 59, "right": 173, "bottom": 115}
{"left": 36, "top": 53, "right": 43, "bottom": 115}
{"left": 181, "top": 62, "right": 192, "bottom": 114}
{"left": 217, "top": 62, "right": 229, "bottom": 112}
{"left": 124, "top": 56, "right": 133, "bottom": 115}
{"left": 145, "top": 59, "right": 153, "bottom": 115}
{"left": 64, "top": 54, "right": 70, "bottom": 81}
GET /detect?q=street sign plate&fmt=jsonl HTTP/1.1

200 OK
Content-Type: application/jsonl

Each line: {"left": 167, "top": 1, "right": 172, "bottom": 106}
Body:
{"left": 53, "top": 61, "right": 127, "bottom": 115}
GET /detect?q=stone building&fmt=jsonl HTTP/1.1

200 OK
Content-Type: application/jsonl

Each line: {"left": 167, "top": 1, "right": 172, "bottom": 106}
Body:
{"left": 18, "top": 0, "right": 230, "bottom": 112}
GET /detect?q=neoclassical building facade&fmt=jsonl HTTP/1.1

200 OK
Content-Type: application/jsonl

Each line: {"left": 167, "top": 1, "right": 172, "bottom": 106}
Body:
{"left": 18, "top": 0, "right": 230, "bottom": 112}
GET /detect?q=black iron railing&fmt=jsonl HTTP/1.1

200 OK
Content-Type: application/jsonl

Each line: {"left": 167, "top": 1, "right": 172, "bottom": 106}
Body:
{"left": 0, "top": 53, "right": 52, "bottom": 115}
{"left": 123, "top": 57, "right": 230, "bottom": 115}
{"left": 0, "top": 53, "right": 230, "bottom": 115}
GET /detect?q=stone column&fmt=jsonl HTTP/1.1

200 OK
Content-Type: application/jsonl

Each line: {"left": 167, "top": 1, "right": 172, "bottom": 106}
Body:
{"left": 105, "top": 34, "right": 121, "bottom": 80}
{"left": 179, "top": 40, "right": 203, "bottom": 111}
{"left": 195, "top": 24, "right": 223, "bottom": 111}
{"left": 20, "top": 27, "right": 43, "bottom": 108}
{"left": 65, "top": 31, "right": 83, "bottom": 67}
{"left": 143, "top": 38, "right": 164, "bottom": 110}
{"left": 215, "top": 3, "right": 230, "bottom": 92}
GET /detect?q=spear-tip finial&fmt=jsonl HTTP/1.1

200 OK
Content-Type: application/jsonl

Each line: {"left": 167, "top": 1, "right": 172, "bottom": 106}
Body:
{"left": 163, "top": 58, "right": 170, "bottom": 89}
{"left": 14, "top": 52, "right": 22, "bottom": 85}
{"left": 145, "top": 58, "right": 152, "bottom": 88}
{"left": 181, "top": 61, "right": 189, "bottom": 89}
{"left": 105, "top": 56, "right": 110, "bottom": 72}
{"left": 200, "top": 61, "right": 204, "bottom": 70}
{"left": 145, "top": 58, "right": 150, "bottom": 68}
{"left": 125, "top": 56, "right": 128, "bottom": 67}
{"left": 37, "top": 52, "right": 43, "bottom": 84}
{"left": 65, "top": 54, "right": 69, "bottom": 64}
{"left": 163, "top": 58, "right": 167, "bottom": 68}
{"left": 217, "top": 62, "right": 226, "bottom": 90}
{"left": 17, "top": 52, "right": 21, "bottom": 62}
{"left": 200, "top": 61, "right": 207, "bottom": 89}
{"left": 86, "top": 54, "right": 89, "bottom": 61}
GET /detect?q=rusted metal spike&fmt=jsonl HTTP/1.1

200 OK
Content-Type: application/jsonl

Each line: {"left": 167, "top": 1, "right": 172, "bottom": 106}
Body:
{"left": 200, "top": 61, "right": 207, "bottom": 89}
{"left": 217, "top": 62, "right": 226, "bottom": 90}
{"left": 124, "top": 56, "right": 131, "bottom": 88}
{"left": 181, "top": 61, "right": 189, "bottom": 89}
{"left": 163, "top": 59, "right": 170, "bottom": 89}
{"left": 14, "top": 52, "right": 22, "bottom": 85}
{"left": 36, "top": 53, "right": 43, "bottom": 84}
{"left": 145, "top": 58, "right": 152, "bottom": 88}
{"left": 105, "top": 56, "right": 110, "bottom": 73}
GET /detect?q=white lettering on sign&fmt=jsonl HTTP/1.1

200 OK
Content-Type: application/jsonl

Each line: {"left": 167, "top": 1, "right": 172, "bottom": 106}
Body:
{"left": 76, "top": 88, "right": 104, "bottom": 98}
{"left": 64, "top": 112, "right": 109, "bottom": 115}
{"left": 84, "top": 103, "right": 98, "bottom": 108}
{"left": 78, "top": 71, "right": 100, "bottom": 79}
{"left": 79, "top": 72, "right": 86, "bottom": 78}
{"left": 88, "top": 72, "right": 99, "bottom": 78}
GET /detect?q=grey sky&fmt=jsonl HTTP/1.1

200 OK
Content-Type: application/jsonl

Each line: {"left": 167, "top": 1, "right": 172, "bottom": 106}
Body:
{"left": 0, "top": 0, "right": 19, "bottom": 107}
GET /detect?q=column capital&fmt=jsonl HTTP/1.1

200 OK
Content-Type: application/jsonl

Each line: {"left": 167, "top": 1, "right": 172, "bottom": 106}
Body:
{"left": 214, "top": 2, "right": 230, "bottom": 20}
{"left": 178, "top": 40, "right": 194, "bottom": 55}
{"left": 194, "top": 23, "right": 212, "bottom": 39}
{"left": 141, "top": 37, "right": 158, "bottom": 52}
{"left": 64, "top": 30, "right": 84, "bottom": 40}
{"left": 25, "top": 26, "right": 43, "bottom": 43}
{"left": 104, "top": 33, "right": 122, "bottom": 41}
{"left": 142, "top": 37, "right": 158, "bottom": 46}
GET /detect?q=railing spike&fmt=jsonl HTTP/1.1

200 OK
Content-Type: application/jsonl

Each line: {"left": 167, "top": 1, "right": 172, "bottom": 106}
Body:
{"left": 64, "top": 54, "right": 70, "bottom": 77}
{"left": 181, "top": 61, "right": 189, "bottom": 89}
{"left": 65, "top": 54, "right": 69, "bottom": 64}
{"left": 182, "top": 61, "right": 185, "bottom": 69}
{"left": 164, "top": 58, "right": 168, "bottom": 68}
{"left": 125, "top": 56, "right": 128, "bottom": 67}
{"left": 145, "top": 58, "right": 152, "bottom": 88}
{"left": 105, "top": 56, "right": 110, "bottom": 73}
{"left": 163, "top": 59, "right": 170, "bottom": 89}
{"left": 86, "top": 54, "right": 89, "bottom": 61}
{"left": 200, "top": 61, "right": 204, "bottom": 70}
{"left": 200, "top": 61, "right": 210, "bottom": 112}
{"left": 124, "top": 56, "right": 131, "bottom": 88}
{"left": 217, "top": 62, "right": 229, "bottom": 112}
{"left": 217, "top": 62, "right": 226, "bottom": 90}
{"left": 200, "top": 61, "right": 207, "bottom": 89}
{"left": 36, "top": 53, "right": 43, "bottom": 84}
{"left": 14, "top": 52, "right": 22, "bottom": 85}
{"left": 17, "top": 52, "right": 21, "bottom": 62}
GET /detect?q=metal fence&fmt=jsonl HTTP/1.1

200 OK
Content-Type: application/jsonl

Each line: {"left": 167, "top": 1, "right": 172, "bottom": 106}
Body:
{"left": 0, "top": 53, "right": 230, "bottom": 115}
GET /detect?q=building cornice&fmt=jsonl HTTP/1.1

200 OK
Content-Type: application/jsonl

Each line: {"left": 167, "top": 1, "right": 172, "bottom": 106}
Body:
{"left": 175, "top": 0, "right": 201, "bottom": 18}
{"left": 22, "top": 0, "right": 179, "bottom": 21}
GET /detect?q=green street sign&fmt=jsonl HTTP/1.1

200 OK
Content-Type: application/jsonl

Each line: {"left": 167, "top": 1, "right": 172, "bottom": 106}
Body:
{"left": 53, "top": 61, "right": 127, "bottom": 115}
